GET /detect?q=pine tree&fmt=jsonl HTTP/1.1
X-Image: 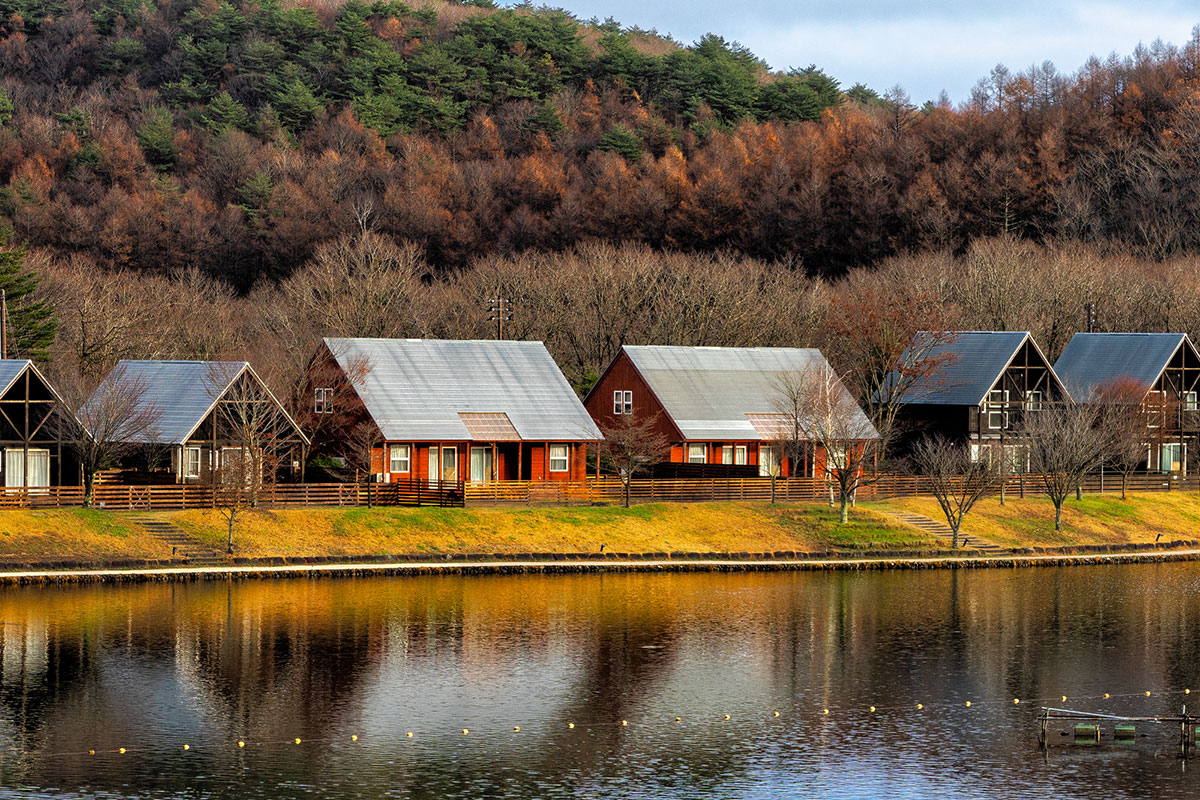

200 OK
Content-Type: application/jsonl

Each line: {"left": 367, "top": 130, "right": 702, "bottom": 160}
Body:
{"left": 203, "top": 91, "right": 251, "bottom": 133}
{"left": 137, "top": 108, "right": 176, "bottom": 171}
{"left": 598, "top": 123, "right": 643, "bottom": 161}
{"left": 0, "top": 230, "right": 55, "bottom": 360}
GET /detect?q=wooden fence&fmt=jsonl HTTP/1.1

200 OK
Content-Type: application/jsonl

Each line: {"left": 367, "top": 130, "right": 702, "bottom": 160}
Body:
{"left": 0, "top": 480, "right": 465, "bottom": 511}
{"left": 0, "top": 471, "right": 1193, "bottom": 510}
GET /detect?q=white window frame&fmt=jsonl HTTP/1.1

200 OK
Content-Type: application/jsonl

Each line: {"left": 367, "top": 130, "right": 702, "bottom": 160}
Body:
{"left": 1024, "top": 390, "right": 1042, "bottom": 411}
{"left": 1161, "top": 442, "right": 1185, "bottom": 473}
{"left": 185, "top": 446, "right": 202, "bottom": 478}
{"left": 1186, "top": 391, "right": 1198, "bottom": 412}
{"left": 612, "top": 390, "right": 633, "bottom": 415}
{"left": 687, "top": 444, "right": 706, "bottom": 464}
{"left": 759, "top": 445, "right": 780, "bottom": 477}
{"left": 735, "top": 446, "right": 747, "bottom": 465}
{"left": 314, "top": 387, "right": 333, "bottom": 415}
{"left": 549, "top": 444, "right": 569, "bottom": 472}
{"left": 389, "top": 444, "right": 411, "bottom": 473}
{"left": 721, "top": 445, "right": 733, "bottom": 465}
{"left": 987, "top": 389, "right": 1009, "bottom": 430}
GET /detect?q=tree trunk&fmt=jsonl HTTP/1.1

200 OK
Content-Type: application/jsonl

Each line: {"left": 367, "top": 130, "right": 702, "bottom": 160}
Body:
{"left": 1121, "top": 473, "right": 1128, "bottom": 501}
{"left": 1075, "top": 484, "right": 1082, "bottom": 501}
{"left": 1054, "top": 500, "right": 1063, "bottom": 532}
{"left": 227, "top": 511, "right": 235, "bottom": 554}
{"left": 839, "top": 495, "right": 849, "bottom": 524}
{"left": 83, "top": 471, "right": 95, "bottom": 509}
{"left": 951, "top": 522, "right": 960, "bottom": 549}
{"left": 624, "top": 480, "right": 630, "bottom": 509}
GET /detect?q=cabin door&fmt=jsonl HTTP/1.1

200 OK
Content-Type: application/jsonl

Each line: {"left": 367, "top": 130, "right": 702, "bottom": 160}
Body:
{"left": 428, "top": 447, "right": 458, "bottom": 484}
{"left": 469, "top": 447, "right": 492, "bottom": 482}
{"left": 5, "top": 448, "right": 49, "bottom": 488}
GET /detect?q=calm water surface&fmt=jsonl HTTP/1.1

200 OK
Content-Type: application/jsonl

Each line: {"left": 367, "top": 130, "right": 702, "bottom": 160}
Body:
{"left": 0, "top": 565, "right": 1197, "bottom": 798}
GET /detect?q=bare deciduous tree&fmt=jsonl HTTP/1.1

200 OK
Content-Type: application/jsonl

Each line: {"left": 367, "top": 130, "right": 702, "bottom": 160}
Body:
{"left": 1093, "top": 377, "right": 1153, "bottom": 500}
{"left": 911, "top": 436, "right": 1002, "bottom": 548}
{"left": 597, "top": 412, "right": 671, "bottom": 508}
{"left": 1021, "top": 403, "right": 1109, "bottom": 531}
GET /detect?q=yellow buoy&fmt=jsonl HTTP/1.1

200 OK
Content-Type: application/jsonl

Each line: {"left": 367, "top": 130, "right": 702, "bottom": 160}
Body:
{"left": 294, "top": 738, "right": 301, "bottom": 745}
{"left": 675, "top": 717, "right": 681, "bottom": 723}
{"left": 1145, "top": 691, "right": 1152, "bottom": 697}
{"left": 462, "top": 729, "right": 469, "bottom": 735}
{"left": 869, "top": 706, "right": 876, "bottom": 713}
{"left": 1104, "top": 693, "right": 1110, "bottom": 699}
{"left": 238, "top": 741, "right": 245, "bottom": 748}
{"left": 621, "top": 720, "right": 628, "bottom": 726}
{"left": 772, "top": 711, "right": 780, "bottom": 718}
{"left": 351, "top": 735, "right": 358, "bottom": 742}
{"left": 965, "top": 701, "right": 971, "bottom": 707}
{"left": 1062, "top": 696, "right": 1068, "bottom": 702}
{"left": 1013, "top": 699, "right": 1020, "bottom": 705}
{"left": 1187, "top": 689, "right": 1192, "bottom": 695}
{"left": 513, "top": 726, "right": 521, "bottom": 732}
{"left": 822, "top": 708, "right": 829, "bottom": 715}
{"left": 183, "top": 744, "right": 190, "bottom": 751}
{"left": 723, "top": 714, "right": 731, "bottom": 720}
{"left": 916, "top": 704, "right": 923, "bottom": 710}
{"left": 88, "top": 750, "right": 95, "bottom": 755}
{"left": 406, "top": 732, "right": 414, "bottom": 738}
{"left": 568, "top": 723, "right": 575, "bottom": 729}
{"left": 119, "top": 748, "right": 126, "bottom": 754}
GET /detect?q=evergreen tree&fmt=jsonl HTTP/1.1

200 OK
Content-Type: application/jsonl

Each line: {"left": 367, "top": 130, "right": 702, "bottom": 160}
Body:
{"left": 0, "top": 88, "right": 12, "bottom": 127}
{"left": 0, "top": 230, "right": 55, "bottom": 360}
{"left": 203, "top": 91, "right": 252, "bottom": 132}
{"left": 137, "top": 108, "right": 176, "bottom": 171}
{"left": 598, "top": 123, "right": 642, "bottom": 161}
{"left": 273, "top": 79, "right": 322, "bottom": 134}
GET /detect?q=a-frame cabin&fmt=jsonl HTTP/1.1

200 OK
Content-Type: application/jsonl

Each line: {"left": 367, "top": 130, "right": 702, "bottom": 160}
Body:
{"left": 0, "top": 360, "right": 80, "bottom": 488}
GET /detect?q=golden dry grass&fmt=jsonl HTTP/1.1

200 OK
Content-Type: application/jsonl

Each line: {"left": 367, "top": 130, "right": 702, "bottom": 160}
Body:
{"left": 0, "top": 510, "right": 170, "bottom": 560}
{"left": 872, "top": 491, "right": 1200, "bottom": 548}
{"left": 170, "top": 502, "right": 933, "bottom": 558}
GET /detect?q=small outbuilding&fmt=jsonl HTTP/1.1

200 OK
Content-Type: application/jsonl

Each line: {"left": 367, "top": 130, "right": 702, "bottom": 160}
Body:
{"left": 306, "top": 338, "right": 602, "bottom": 484}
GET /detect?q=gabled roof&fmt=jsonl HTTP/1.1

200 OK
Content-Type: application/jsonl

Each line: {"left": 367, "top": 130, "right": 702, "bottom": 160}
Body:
{"left": 324, "top": 338, "right": 602, "bottom": 442}
{"left": 92, "top": 360, "right": 306, "bottom": 446}
{"left": 615, "top": 345, "right": 877, "bottom": 441}
{"left": 0, "top": 360, "right": 34, "bottom": 397}
{"left": 895, "top": 331, "right": 1044, "bottom": 406}
{"left": 1053, "top": 332, "right": 1193, "bottom": 399}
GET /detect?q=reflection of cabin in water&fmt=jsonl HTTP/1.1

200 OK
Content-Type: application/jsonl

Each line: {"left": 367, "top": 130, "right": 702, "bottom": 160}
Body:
{"left": 0, "top": 360, "right": 80, "bottom": 488}
{"left": 890, "top": 331, "right": 1070, "bottom": 461}
{"left": 93, "top": 360, "right": 308, "bottom": 484}
{"left": 309, "top": 338, "right": 601, "bottom": 484}
{"left": 1054, "top": 332, "right": 1200, "bottom": 474}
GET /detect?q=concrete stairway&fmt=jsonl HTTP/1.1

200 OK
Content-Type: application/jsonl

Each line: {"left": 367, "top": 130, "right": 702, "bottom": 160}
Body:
{"left": 134, "top": 517, "right": 226, "bottom": 565}
{"left": 888, "top": 512, "right": 1009, "bottom": 554}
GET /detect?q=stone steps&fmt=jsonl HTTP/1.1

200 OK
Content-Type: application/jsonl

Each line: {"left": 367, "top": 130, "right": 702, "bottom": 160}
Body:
{"left": 135, "top": 519, "right": 226, "bottom": 565}
{"left": 889, "top": 512, "right": 1009, "bottom": 553}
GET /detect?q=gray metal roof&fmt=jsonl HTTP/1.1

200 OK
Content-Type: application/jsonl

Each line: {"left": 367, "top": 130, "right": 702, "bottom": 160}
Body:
{"left": 0, "top": 360, "right": 34, "bottom": 398}
{"left": 91, "top": 360, "right": 298, "bottom": 445}
{"left": 324, "top": 338, "right": 602, "bottom": 442}
{"left": 895, "top": 331, "right": 1036, "bottom": 406}
{"left": 621, "top": 345, "right": 877, "bottom": 441}
{"left": 1053, "top": 333, "right": 1191, "bottom": 399}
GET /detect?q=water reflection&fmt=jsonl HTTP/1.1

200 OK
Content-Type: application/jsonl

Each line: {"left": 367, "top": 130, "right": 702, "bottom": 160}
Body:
{"left": 0, "top": 565, "right": 1196, "bottom": 797}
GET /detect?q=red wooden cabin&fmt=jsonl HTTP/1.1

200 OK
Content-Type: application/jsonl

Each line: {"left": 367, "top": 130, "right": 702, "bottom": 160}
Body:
{"left": 307, "top": 338, "right": 601, "bottom": 485}
{"left": 584, "top": 345, "right": 875, "bottom": 479}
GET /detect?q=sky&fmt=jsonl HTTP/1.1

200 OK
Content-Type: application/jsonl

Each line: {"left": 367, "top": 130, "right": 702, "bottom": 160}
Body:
{"left": 524, "top": 0, "right": 1200, "bottom": 104}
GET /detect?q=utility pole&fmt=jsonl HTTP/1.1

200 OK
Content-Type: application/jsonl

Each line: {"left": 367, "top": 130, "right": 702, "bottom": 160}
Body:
{"left": 2, "top": 288, "right": 8, "bottom": 359}
{"left": 488, "top": 298, "right": 512, "bottom": 340}
{"left": 1086, "top": 302, "right": 1097, "bottom": 333}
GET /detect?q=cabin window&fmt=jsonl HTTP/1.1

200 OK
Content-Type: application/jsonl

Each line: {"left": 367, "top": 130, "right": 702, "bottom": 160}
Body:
{"left": 4, "top": 449, "right": 49, "bottom": 488}
{"left": 1161, "top": 443, "right": 1185, "bottom": 473}
{"left": 1186, "top": 392, "right": 1198, "bottom": 412}
{"left": 549, "top": 444, "right": 569, "bottom": 472}
{"left": 185, "top": 447, "right": 202, "bottom": 478}
{"left": 987, "top": 390, "right": 1009, "bottom": 429}
{"left": 735, "top": 446, "right": 747, "bottom": 465}
{"left": 759, "top": 446, "right": 780, "bottom": 477}
{"left": 314, "top": 387, "right": 333, "bottom": 414}
{"left": 687, "top": 444, "right": 706, "bottom": 463}
{"left": 612, "top": 390, "right": 633, "bottom": 415}
{"left": 721, "top": 446, "right": 733, "bottom": 464}
{"left": 1024, "top": 390, "right": 1043, "bottom": 411}
{"left": 389, "top": 445, "right": 411, "bottom": 473}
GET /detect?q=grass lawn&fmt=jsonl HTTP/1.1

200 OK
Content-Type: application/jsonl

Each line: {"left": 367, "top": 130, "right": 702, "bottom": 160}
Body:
{"left": 871, "top": 491, "right": 1200, "bottom": 547}
{"left": 0, "top": 509, "right": 169, "bottom": 560}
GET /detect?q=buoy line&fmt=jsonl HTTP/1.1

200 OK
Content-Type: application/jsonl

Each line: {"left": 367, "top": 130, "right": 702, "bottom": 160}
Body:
{"left": 8, "top": 687, "right": 1194, "bottom": 762}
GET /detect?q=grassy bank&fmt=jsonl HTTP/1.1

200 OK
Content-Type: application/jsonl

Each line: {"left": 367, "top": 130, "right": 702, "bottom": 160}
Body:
{"left": 871, "top": 492, "right": 1200, "bottom": 547}
{"left": 0, "top": 493, "right": 1192, "bottom": 564}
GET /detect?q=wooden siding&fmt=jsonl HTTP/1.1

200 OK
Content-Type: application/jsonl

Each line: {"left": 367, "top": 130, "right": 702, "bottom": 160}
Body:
{"left": 584, "top": 350, "right": 682, "bottom": 442}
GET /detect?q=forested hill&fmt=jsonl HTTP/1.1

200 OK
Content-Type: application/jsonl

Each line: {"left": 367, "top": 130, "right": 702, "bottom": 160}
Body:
{"left": 1, "top": 0, "right": 1199, "bottom": 289}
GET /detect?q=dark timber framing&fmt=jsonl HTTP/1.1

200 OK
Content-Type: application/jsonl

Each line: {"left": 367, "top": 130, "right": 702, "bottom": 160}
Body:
{"left": 0, "top": 361, "right": 79, "bottom": 488}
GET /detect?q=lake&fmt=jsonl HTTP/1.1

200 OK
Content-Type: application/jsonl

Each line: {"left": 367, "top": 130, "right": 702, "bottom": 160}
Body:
{"left": 0, "top": 564, "right": 1198, "bottom": 798}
